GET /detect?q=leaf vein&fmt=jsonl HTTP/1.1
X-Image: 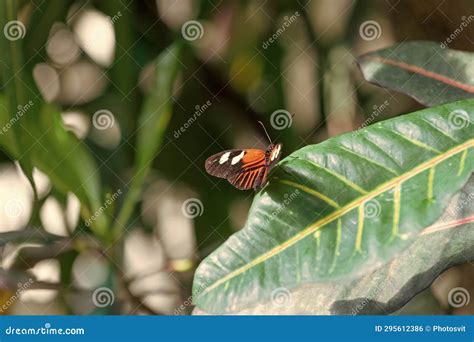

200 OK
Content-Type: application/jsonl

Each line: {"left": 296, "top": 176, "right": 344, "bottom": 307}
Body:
{"left": 386, "top": 129, "right": 442, "bottom": 154}
{"left": 276, "top": 179, "right": 340, "bottom": 208}
{"left": 427, "top": 167, "right": 435, "bottom": 202}
{"left": 329, "top": 219, "right": 342, "bottom": 274}
{"left": 337, "top": 145, "right": 399, "bottom": 176}
{"left": 458, "top": 149, "right": 468, "bottom": 176}
{"left": 417, "top": 117, "right": 459, "bottom": 143}
{"left": 354, "top": 206, "right": 365, "bottom": 254}
{"left": 392, "top": 184, "right": 401, "bottom": 238}
{"left": 360, "top": 135, "right": 403, "bottom": 172}
{"left": 298, "top": 158, "right": 368, "bottom": 195}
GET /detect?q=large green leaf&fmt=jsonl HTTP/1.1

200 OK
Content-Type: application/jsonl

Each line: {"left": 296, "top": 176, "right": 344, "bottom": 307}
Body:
{"left": 194, "top": 176, "right": 474, "bottom": 314}
{"left": 357, "top": 41, "right": 474, "bottom": 106}
{"left": 193, "top": 99, "right": 474, "bottom": 313}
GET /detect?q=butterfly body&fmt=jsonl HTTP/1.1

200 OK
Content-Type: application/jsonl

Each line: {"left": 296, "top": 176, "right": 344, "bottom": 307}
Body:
{"left": 205, "top": 143, "right": 282, "bottom": 190}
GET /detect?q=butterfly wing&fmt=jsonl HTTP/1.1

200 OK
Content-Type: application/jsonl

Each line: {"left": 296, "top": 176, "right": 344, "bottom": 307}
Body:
{"left": 205, "top": 149, "right": 267, "bottom": 190}
{"left": 228, "top": 166, "right": 266, "bottom": 190}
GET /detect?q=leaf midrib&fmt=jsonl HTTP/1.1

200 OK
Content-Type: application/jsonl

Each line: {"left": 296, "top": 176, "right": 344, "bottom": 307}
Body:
{"left": 198, "top": 139, "right": 474, "bottom": 298}
{"left": 364, "top": 56, "right": 474, "bottom": 94}
{"left": 421, "top": 215, "right": 474, "bottom": 235}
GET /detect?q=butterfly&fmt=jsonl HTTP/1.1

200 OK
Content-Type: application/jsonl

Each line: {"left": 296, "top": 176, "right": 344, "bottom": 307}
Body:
{"left": 205, "top": 122, "right": 282, "bottom": 190}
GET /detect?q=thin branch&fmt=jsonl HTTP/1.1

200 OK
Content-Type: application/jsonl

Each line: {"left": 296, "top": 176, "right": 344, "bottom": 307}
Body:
{"left": 100, "top": 250, "right": 166, "bottom": 315}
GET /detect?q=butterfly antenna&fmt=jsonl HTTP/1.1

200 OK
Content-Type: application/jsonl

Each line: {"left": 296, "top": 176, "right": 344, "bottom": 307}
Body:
{"left": 258, "top": 121, "right": 273, "bottom": 144}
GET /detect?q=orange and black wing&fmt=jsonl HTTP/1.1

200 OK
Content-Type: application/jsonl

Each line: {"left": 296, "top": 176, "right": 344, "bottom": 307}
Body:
{"left": 228, "top": 166, "right": 267, "bottom": 190}
{"left": 205, "top": 149, "right": 267, "bottom": 190}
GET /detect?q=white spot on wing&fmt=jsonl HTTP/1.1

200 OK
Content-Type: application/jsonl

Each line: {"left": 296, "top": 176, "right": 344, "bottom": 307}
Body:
{"left": 231, "top": 151, "right": 245, "bottom": 165}
{"left": 219, "top": 152, "right": 230, "bottom": 164}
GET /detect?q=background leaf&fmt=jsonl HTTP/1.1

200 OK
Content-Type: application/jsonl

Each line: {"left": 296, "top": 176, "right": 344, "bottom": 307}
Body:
{"left": 0, "top": 0, "right": 106, "bottom": 235}
{"left": 357, "top": 41, "right": 474, "bottom": 107}
{"left": 113, "top": 42, "right": 184, "bottom": 234}
{"left": 193, "top": 99, "right": 474, "bottom": 313}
